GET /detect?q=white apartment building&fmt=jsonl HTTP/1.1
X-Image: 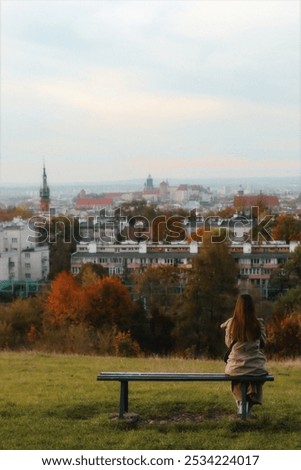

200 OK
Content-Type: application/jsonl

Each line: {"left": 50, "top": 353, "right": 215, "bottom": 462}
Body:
{"left": 71, "top": 239, "right": 298, "bottom": 298}
{"left": 71, "top": 241, "right": 198, "bottom": 276}
{"left": 0, "top": 218, "right": 49, "bottom": 283}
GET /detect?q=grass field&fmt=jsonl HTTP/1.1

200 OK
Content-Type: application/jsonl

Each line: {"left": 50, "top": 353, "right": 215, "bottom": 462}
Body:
{"left": 0, "top": 352, "right": 300, "bottom": 450}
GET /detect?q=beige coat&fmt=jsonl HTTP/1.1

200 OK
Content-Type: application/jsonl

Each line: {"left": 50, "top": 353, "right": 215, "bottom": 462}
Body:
{"left": 220, "top": 318, "right": 268, "bottom": 376}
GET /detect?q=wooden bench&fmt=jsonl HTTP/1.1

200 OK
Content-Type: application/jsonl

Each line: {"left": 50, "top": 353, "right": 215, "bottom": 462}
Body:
{"left": 97, "top": 372, "right": 274, "bottom": 420}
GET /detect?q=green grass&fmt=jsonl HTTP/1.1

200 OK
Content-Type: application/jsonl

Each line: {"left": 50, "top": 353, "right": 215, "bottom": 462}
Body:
{"left": 0, "top": 352, "right": 300, "bottom": 450}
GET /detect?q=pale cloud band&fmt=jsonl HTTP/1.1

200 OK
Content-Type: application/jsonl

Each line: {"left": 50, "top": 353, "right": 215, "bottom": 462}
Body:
{"left": 1, "top": 0, "right": 300, "bottom": 184}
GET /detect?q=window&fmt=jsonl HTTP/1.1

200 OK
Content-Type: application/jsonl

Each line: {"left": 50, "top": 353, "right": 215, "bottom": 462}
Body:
{"left": 109, "top": 267, "right": 123, "bottom": 275}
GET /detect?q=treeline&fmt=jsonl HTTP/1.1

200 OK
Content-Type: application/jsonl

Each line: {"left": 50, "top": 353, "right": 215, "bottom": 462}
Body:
{"left": 0, "top": 206, "right": 34, "bottom": 221}
{"left": 0, "top": 242, "right": 300, "bottom": 358}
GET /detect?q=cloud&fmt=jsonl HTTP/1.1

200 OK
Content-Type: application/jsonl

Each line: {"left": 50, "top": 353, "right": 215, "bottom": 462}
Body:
{"left": 171, "top": 0, "right": 298, "bottom": 40}
{"left": 2, "top": 65, "right": 298, "bottom": 179}
{"left": 114, "top": 152, "right": 300, "bottom": 182}
{"left": 4, "top": 66, "right": 298, "bottom": 125}
{"left": 1, "top": 0, "right": 300, "bottom": 184}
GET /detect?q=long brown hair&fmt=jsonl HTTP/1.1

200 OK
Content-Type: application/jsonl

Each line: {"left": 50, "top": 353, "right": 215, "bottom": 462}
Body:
{"left": 229, "top": 294, "right": 261, "bottom": 342}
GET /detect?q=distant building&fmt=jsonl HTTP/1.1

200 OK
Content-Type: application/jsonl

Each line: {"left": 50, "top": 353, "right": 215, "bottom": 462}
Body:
{"left": 145, "top": 174, "right": 154, "bottom": 190}
{"left": 159, "top": 181, "right": 169, "bottom": 202}
{"left": 237, "top": 185, "right": 244, "bottom": 197}
{"left": 142, "top": 188, "right": 160, "bottom": 203}
{"left": 234, "top": 192, "right": 279, "bottom": 215}
{"left": 75, "top": 196, "right": 114, "bottom": 210}
{"left": 74, "top": 189, "right": 113, "bottom": 210}
{"left": 70, "top": 239, "right": 298, "bottom": 299}
{"left": 0, "top": 218, "right": 49, "bottom": 297}
{"left": 141, "top": 174, "right": 159, "bottom": 203}
{"left": 39, "top": 164, "right": 50, "bottom": 212}
{"left": 71, "top": 241, "right": 197, "bottom": 277}
{"left": 174, "top": 184, "right": 211, "bottom": 207}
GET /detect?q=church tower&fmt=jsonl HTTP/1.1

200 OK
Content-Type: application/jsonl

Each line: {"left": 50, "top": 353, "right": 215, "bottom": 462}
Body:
{"left": 39, "top": 163, "right": 50, "bottom": 212}
{"left": 145, "top": 174, "right": 154, "bottom": 190}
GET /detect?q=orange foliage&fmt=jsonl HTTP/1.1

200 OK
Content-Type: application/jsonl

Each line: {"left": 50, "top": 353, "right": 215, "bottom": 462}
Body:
{"left": 84, "top": 276, "right": 134, "bottom": 329}
{"left": 44, "top": 272, "right": 87, "bottom": 326}
{"left": 189, "top": 227, "right": 205, "bottom": 242}
{"left": 217, "top": 207, "right": 236, "bottom": 218}
{"left": 27, "top": 324, "right": 39, "bottom": 343}
{"left": 267, "top": 312, "right": 301, "bottom": 358}
{"left": 0, "top": 206, "right": 34, "bottom": 221}
{"left": 271, "top": 214, "right": 301, "bottom": 242}
{"left": 44, "top": 272, "right": 135, "bottom": 332}
{"left": 114, "top": 330, "right": 142, "bottom": 357}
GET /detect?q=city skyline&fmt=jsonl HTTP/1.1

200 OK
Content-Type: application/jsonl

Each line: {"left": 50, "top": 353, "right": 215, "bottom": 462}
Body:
{"left": 1, "top": 0, "right": 300, "bottom": 185}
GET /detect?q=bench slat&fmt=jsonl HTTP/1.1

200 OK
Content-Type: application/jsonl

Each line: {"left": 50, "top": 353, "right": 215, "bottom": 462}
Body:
{"left": 97, "top": 372, "right": 274, "bottom": 382}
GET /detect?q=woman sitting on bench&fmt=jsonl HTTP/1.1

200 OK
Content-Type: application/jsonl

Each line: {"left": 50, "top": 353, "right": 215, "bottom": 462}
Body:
{"left": 221, "top": 293, "right": 268, "bottom": 417}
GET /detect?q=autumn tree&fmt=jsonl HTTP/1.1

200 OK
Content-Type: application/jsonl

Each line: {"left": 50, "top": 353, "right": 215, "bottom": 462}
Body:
{"left": 46, "top": 216, "right": 82, "bottom": 279}
{"left": 0, "top": 295, "right": 45, "bottom": 349}
{"left": 267, "top": 313, "right": 301, "bottom": 358}
{"left": 76, "top": 263, "right": 108, "bottom": 286}
{"left": 285, "top": 246, "right": 301, "bottom": 285}
{"left": 133, "top": 265, "right": 181, "bottom": 312}
{"left": 93, "top": 275, "right": 146, "bottom": 354}
{"left": 266, "top": 286, "right": 301, "bottom": 358}
{"left": 44, "top": 271, "right": 87, "bottom": 327}
{"left": 173, "top": 241, "right": 238, "bottom": 358}
{"left": 133, "top": 265, "right": 181, "bottom": 354}
{"left": 43, "top": 271, "right": 146, "bottom": 354}
{"left": 189, "top": 227, "right": 205, "bottom": 242}
{"left": 83, "top": 276, "right": 135, "bottom": 331}
{"left": 271, "top": 214, "right": 301, "bottom": 243}
{"left": 0, "top": 206, "right": 34, "bottom": 222}
{"left": 268, "top": 246, "right": 301, "bottom": 299}
{"left": 114, "top": 330, "right": 142, "bottom": 357}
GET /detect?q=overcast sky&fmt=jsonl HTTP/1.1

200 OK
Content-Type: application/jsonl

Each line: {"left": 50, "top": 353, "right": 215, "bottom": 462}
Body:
{"left": 1, "top": 0, "right": 300, "bottom": 185}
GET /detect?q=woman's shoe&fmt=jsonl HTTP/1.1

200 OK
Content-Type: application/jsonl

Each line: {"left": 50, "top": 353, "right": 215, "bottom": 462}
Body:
{"left": 236, "top": 400, "right": 242, "bottom": 415}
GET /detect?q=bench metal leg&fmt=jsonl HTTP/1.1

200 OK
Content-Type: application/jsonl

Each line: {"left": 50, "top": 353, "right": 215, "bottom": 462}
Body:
{"left": 241, "top": 382, "right": 247, "bottom": 419}
{"left": 119, "top": 381, "right": 128, "bottom": 418}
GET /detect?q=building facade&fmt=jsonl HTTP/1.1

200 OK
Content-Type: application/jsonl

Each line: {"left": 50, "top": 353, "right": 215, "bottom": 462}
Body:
{"left": 70, "top": 239, "right": 298, "bottom": 298}
{"left": 0, "top": 218, "right": 49, "bottom": 297}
